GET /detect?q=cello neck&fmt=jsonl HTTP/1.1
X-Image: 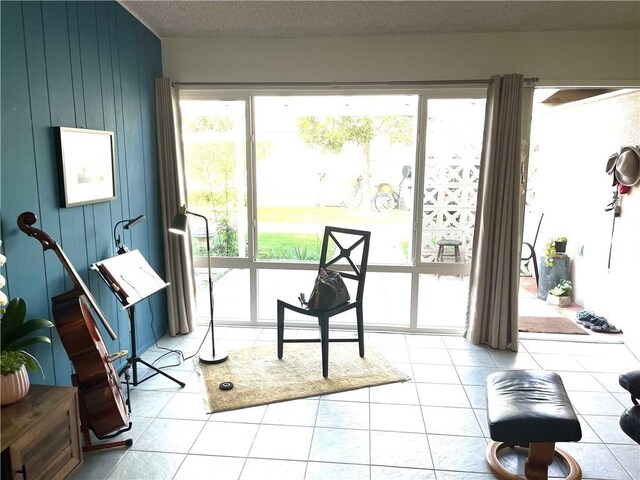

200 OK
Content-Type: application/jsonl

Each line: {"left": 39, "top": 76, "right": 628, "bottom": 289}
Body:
{"left": 17, "top": 212, "right": 117, "bottom": 341}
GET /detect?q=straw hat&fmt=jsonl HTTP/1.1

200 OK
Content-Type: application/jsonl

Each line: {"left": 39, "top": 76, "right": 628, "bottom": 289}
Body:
{"left": 615, "top": 146, "right": 640, "bottom": 187}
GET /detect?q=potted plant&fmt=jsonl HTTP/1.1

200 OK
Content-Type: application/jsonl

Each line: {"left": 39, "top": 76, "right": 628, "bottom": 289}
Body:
{"left": 543, "top": 236, "right": 568, "bottom": 267}
{"left": 547, "top": 279, "right": 572, "bottom": 307}
{"left": 0, "top": 247, "right": 54, "bottom": 406}
{"left": 554, "top": 236, "right": 568, "bottom": 253}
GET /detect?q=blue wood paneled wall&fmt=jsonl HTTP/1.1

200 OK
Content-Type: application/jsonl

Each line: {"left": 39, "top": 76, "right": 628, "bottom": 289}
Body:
{"left": 1, "top": 1, "right": 166, "bottom": 386}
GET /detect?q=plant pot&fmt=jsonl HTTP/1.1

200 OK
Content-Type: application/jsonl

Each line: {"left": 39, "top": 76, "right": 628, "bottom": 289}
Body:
{"left": 1, "top": 364, "right": 30, "bottom": 406}
{"left": 554, "top": 241, "right": 567, "bottom": 254}
{"left": 546, "top": 293, "right": 571, "bottom": 307}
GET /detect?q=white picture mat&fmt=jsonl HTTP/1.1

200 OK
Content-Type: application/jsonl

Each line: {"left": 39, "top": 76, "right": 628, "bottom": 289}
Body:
{"left": 59, "top": 128, "right": 116, "bottom": 207}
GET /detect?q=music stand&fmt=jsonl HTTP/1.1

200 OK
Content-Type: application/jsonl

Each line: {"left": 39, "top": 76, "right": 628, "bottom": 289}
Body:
{"left": 92, "top": 250, "right": 185, "bottom": 388}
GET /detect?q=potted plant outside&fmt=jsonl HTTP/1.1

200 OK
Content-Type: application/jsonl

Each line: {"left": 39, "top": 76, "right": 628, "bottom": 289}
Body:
{"left": 0, "top": 248, "right": 54, "bottom": 406}
{"left": 554, "top": 236, "right": 568, "bottom": 254}
{"left": 543, "top": 236, "right": 568, "bottom": 267}
{"left": 547, "top": 279, "right": 572, "bottom": 307}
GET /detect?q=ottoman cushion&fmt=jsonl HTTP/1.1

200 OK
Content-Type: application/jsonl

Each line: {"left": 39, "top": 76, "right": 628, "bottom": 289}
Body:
{"left": 620, "top": 405, "right": 640, "bottom": 444}
{"left": 487, "top": 370, "right": 582, "bottom": 443}
{"left": 619, "top": 370, "right": 640, "bottom": 399}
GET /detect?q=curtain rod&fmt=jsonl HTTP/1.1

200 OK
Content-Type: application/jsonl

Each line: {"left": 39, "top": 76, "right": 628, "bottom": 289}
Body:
{"left": 172, "top": 77, "right": 538, "bottom": 89}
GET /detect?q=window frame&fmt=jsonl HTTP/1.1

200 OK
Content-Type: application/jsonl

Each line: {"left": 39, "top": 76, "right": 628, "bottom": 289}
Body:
{"left": 177, "top": 86, "right": 487, "bottom": 333}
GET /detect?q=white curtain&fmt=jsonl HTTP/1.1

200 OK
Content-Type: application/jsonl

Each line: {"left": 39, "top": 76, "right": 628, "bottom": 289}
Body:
{"left": 155, "top": 77, "right": 196, "bottom": 335}
{"left": 464, "top": 73, "right": 533, "bottom": 351}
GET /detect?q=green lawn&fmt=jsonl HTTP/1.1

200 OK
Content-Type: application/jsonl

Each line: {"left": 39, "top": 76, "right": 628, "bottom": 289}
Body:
{"left": 258, "top": 233, "right": 325, "bottom": 261}
{"left": 190, "top": 204, "right": 411, "bottom": 261}
{"left": 257, "top": 205, "right": 407, "bottom": 226}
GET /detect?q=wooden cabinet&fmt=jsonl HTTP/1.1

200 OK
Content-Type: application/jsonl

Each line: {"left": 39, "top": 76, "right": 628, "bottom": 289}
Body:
{"left": 1, "top": 385, "right": 82, "bottom": 480}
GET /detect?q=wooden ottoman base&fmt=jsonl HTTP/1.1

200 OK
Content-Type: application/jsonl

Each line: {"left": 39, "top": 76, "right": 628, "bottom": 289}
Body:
{"left": 486, "top": 441, "right": 582, "bottom": 480}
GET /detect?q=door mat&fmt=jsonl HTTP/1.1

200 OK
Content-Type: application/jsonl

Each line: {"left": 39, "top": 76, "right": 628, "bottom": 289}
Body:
{"left": 519, "top": 316, "right": 588, "bottom": 335}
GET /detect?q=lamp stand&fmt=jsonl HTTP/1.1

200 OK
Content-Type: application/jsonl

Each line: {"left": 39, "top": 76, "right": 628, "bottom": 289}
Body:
{"left": 197, "top": 211, "right": 227, "bottom": 365}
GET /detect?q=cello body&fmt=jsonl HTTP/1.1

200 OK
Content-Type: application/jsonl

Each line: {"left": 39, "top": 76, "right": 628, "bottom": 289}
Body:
{"left": 18, "top": 212, "right": 129, "bottom": 438}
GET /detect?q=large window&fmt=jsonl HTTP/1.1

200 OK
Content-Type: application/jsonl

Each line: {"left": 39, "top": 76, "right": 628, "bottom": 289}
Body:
{"left": 179, "top": 89, "right": 486, "bottom": 332}
{"left": 254, "top": 95, "right": 418, "bottom": 265}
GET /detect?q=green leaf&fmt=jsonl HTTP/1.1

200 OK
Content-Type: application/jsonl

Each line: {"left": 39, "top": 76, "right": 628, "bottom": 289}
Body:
{"left": 20, "top": 350, "right": 43, "bottom": 375}
{"left": 1, "top": 298, "right": 27, "bottom": 346}
{"left": 3, "top": 318, "right": 53, "bottom": 348}
{"left": 5, "top": 335, "right": 52, "bottom": 351}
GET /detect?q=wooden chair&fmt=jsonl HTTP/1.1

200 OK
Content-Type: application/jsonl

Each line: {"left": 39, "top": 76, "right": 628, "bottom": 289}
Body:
{"left": 277, "top": 226, "right": 371, "bottom": 378}
{"left": 521, "top": 213, "right": 544, "bottom": 287}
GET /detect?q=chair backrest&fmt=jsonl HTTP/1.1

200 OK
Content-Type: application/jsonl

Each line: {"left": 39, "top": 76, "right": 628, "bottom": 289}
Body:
{"left": 531, "top": 213, "right": 544, "bottom": 248}
{"left": 521, "top": 213, "right": 544, "bottom": 261}
{"left": 319, "top": 226, "right": 371, "bottom": 303}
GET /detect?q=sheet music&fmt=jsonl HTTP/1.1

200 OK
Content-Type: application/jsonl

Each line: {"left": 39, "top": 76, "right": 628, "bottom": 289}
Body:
{"left": 93, "top": 250, "right": 168, "bottom": 307}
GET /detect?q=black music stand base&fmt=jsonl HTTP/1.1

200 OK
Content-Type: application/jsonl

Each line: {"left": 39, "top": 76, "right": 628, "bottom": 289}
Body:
{"left": 199, "top": 350, "right": 228, "bottom": 365}
{"left": 126, "top": 356, "right": 186, "bottom": 388}
{"left": 122, "top": 306, "right": 185, "bottom": 388}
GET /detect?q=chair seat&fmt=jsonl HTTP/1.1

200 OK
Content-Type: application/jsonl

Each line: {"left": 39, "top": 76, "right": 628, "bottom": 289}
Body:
{"left": 277, "top": 298, "right": 357, "bottom": 317}
{"left": 435, "top": 239, "right": 462, "bottom": 262}
{"left": 436, "top": 239, "right": 462, "bottom": 247}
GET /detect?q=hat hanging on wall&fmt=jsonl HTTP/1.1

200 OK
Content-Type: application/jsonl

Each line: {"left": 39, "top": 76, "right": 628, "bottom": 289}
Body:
{"left": 614, "top": 145, "right": 640, "bottom": 187}
{"left": 606, "top": 152, "right": 620, "bottom": 186}
{"left": 605, "top": 152, "right": 618, "bottom": 175}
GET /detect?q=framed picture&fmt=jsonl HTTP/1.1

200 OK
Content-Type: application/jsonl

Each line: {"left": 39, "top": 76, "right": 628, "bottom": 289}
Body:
{"left": 55, "top": 127, "right": 116, "bottom": 207}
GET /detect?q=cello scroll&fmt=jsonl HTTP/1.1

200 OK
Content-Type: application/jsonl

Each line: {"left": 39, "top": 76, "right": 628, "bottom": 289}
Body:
{"left": 17, "top": 211, "right": 57, "bottom": 251}
{"left": 18, "top": 211, "right": 117, "bottom": 341}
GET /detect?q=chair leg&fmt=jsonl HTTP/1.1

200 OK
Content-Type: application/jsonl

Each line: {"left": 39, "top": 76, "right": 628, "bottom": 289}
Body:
{"left": 277, "top": 301, "right": 284, "bottom": 359}
{"left": 356, "top": 305, "right": 365, "bottom": 357}
{"left": 532, "top": 254, "right": 540, "bottom": 288}
{"left": 319, "top": 315, "right": 329, "bottom": 378}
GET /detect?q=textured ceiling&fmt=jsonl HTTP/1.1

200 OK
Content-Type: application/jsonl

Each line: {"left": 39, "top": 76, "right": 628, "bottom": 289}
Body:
{"left": 119, "top": 1, "right": 640, "bottom": 39}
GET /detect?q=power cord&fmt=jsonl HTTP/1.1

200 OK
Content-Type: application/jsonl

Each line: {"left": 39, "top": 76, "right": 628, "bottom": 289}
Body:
{"left": 144, "top": 298, "right": 211, "bottom": 368}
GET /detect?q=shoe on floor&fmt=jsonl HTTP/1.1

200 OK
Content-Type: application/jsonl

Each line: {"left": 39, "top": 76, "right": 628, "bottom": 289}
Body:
{"left": 576, "top": 310, "right": 596, "bottom": 320}
{"left": 585, "top": 317, "right": 609, "bottom": 329}
{"left": 591, "top": 319, "right": 622, "bottom": 334}
{"left": 577, "top": 313, "right": 600, "bottom": 325}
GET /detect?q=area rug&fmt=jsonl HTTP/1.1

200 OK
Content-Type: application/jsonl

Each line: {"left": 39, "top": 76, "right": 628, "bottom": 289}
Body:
{"left": 196, "top": 343, "right": 410, "bottom": 413}
{"left": 519, "top": 316, "right": 588, "bottom": 335}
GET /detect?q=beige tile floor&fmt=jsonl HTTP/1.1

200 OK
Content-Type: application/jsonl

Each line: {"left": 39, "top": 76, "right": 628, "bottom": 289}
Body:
{"left": 69, "top": 324, "right": 640, "bottom": 480}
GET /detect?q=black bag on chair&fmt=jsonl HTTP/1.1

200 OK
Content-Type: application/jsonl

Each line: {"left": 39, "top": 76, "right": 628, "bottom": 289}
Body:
{"left": 299, "top": 268, "right": 350, "bottom": 310}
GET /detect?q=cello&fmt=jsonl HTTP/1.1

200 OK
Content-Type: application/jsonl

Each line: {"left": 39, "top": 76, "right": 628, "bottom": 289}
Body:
{"left": 18, "top": 212, "right": 130, "bottom": 441}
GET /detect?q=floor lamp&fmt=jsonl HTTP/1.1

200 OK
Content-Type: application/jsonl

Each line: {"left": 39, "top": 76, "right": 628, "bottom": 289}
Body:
{"left": 169, "top": 205, "right": 228, "bottom": 364}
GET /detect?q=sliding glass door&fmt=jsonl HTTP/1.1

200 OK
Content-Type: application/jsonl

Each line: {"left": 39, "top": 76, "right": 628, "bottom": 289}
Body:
{"left": 179, "top": 96, "right": 251, "bottom": 321}
{"left": 178, "top": 88, "right": 486, "bottom": 332}
{"left": 417, "top": 98, "right": 486, "bottom": 328}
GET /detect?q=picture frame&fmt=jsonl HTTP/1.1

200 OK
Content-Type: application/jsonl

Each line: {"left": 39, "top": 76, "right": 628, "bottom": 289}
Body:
{"left": 55, "top": 127, "right": 116, "bottom": 207}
